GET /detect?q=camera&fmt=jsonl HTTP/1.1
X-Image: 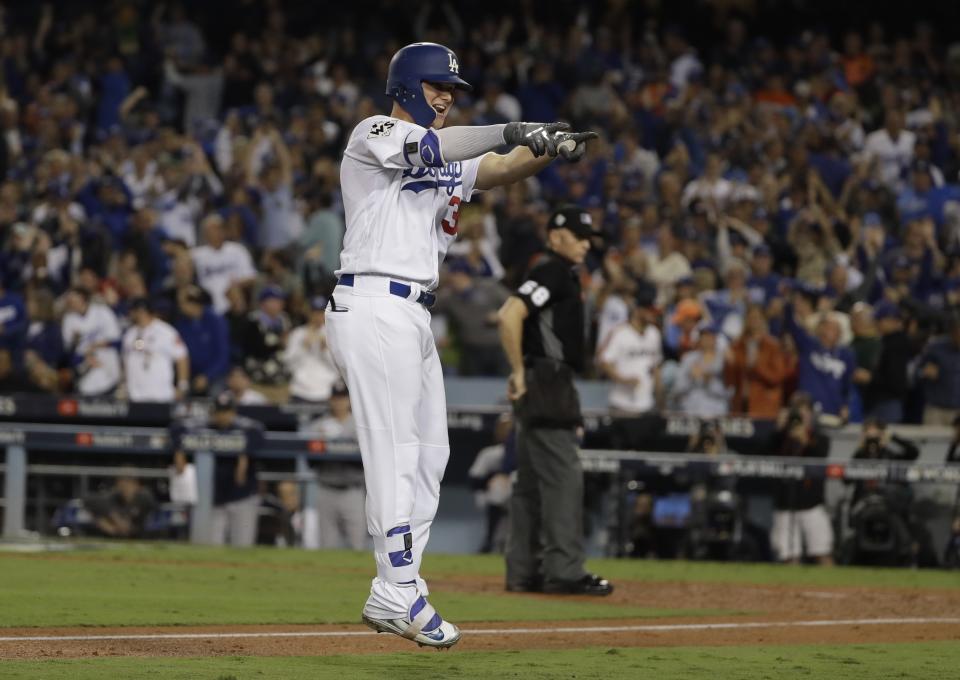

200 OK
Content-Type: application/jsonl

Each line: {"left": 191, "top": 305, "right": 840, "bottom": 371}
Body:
{"left": 786, "top": 408, "right": 805, "bottom": 429}
{"left": 695, "top": 420, "right": 721, "bottom": 453}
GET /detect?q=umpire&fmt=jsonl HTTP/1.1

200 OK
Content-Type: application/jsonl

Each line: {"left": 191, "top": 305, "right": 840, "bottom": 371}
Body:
{"left": 497, "top": 206, "right": 613, "bottom": 596}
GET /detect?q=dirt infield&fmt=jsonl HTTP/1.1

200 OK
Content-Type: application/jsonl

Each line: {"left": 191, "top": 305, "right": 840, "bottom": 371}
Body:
{"left": 2, "top": 576, "right": 959, "bottom": 659}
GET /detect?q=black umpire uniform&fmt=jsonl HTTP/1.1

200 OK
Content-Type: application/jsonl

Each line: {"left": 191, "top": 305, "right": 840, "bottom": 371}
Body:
{"left": 503, "top": 206, "right": 613, "bottom": 596}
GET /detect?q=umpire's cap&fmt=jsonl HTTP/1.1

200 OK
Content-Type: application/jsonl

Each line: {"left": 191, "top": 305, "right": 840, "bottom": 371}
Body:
{"left": 386, "top": 43, "right": 472, "bottom": 128}
{"left": 547, "top": 206, "right": 594, "bottom": 240}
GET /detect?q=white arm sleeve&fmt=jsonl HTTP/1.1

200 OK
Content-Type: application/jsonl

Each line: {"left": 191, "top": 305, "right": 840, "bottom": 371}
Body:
{"left": 345, "top": 117, "right": 507, "bottom": 170}
{"left": 434, "top": 125, "right": 507, "bottom": 161}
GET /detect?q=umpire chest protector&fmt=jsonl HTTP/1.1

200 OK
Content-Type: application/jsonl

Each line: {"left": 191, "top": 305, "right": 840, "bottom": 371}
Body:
{"left": 516, "top": 252, "right": 585, "bottom": 428}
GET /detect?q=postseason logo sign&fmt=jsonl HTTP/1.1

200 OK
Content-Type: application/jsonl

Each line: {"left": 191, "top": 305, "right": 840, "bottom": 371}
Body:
{"left": 180, "top": 432, "right": 247, "bottom": 453}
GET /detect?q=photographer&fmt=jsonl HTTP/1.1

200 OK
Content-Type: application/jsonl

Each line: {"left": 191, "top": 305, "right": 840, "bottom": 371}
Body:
{"left": 851, "top": 418, "right": 919, "bottom": 506}
{"left": 498, "top": 206, "right": 613, "bottom": 596}
{"left": 766, "top": 392, "right": 834, "bottom": 565}
{"left": 845, "top": 418, "right": 931, "bottom": 566}
{"left": 686, "top": 420, "right": 764, "bottom": 561}
{"left": 688, "top": 419, "right": 728, "bottom": 457}
{"left": 83, "top": 474, "right": 157, "bottom": 539}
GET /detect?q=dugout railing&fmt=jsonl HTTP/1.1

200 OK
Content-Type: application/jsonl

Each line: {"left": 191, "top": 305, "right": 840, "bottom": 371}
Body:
{"left": 2, "top": 419, "right": 958, "bottom": 556}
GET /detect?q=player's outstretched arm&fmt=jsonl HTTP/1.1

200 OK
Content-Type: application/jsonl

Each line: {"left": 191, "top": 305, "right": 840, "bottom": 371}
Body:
{"left": 474, "top": 146, "right": 554, "bottom": 191}
{"left": 431, "top": 121, "right": 566, "bottom": 163}
{"left": 474, "top": 125, "right": 598, "bottom": 191}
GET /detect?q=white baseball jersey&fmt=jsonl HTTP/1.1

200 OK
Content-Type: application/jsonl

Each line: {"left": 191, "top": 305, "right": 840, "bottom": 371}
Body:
{"left": 599, "top": 322, "right": 663, "bottom": 413}
{"left": 62, "top": 302, "right": 122, "bottom": 395}
{"left": 192, "top": 241, "right": 257, "bottom": 313}
{"left": 863, "top": 128, "right": 916, "bottom": 189}
{"left": 595, "top": 294, "right": 630, "bottom": 352}
{"left": 337, "top": 115, "right": 484, "bottom": 290}
{"left": 122, "top": 318, "right": 187, "bottom": 402}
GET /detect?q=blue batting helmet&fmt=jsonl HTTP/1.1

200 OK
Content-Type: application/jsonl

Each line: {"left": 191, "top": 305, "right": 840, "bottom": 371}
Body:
{"left": 385, "top": 43, "right": 472, "bottom": 128}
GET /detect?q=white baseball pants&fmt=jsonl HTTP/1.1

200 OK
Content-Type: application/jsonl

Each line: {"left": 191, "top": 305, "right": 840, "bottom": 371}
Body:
{"left": 325, "top": 277, "right": 449, "bottom": 617}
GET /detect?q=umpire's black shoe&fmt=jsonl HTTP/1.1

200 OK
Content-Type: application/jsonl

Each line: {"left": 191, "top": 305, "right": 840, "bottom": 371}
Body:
{"left": 505, "top": 576, "right": 543, "bottom": 593}
{"left": 542, "top": 574, "right": 614, "bottom": 596}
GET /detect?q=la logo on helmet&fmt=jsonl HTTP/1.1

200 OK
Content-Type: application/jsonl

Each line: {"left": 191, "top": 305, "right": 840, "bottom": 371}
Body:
{"left": 448, "top": 53, "right": 459, "bottom": 74}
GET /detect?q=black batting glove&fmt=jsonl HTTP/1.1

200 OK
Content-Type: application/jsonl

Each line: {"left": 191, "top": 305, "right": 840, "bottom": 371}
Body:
{"left": 556, "top": 131, "right": 599, "bottom": 162}
{"left": 503, "top": 121, "right": 570, "bottom": 158}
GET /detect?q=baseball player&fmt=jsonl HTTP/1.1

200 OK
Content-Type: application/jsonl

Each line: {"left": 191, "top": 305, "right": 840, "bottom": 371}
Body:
{"left": 325, "top": 42, "right": 596, "bottom": 649}
{"left": 170, "top": 391, "right": 265, "bottom": 546}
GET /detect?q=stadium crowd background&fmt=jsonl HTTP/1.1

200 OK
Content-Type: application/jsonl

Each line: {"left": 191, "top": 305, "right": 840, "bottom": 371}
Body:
{"left": 1, "top": 0, "right": 960, "bottom": 427}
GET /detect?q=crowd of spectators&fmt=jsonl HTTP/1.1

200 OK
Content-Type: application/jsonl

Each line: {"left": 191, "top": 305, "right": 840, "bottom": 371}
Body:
{"left": 2, "top": 1, "right": 960, "bottom": 426}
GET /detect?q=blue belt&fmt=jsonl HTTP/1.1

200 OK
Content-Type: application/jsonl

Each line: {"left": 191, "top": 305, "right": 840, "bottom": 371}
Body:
{"left": 338, "top": 274, "right": 436, "bottom": 308}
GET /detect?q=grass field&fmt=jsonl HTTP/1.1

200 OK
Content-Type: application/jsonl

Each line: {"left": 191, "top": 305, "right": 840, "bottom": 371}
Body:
{"left": 0, "top": 544, "right": 730, "bottom": 627}
{"left": 0, "top": 542, "right": 958, "bottom": 679}
{"left": 2, "top": 643, "right": 959, "bottom": 680}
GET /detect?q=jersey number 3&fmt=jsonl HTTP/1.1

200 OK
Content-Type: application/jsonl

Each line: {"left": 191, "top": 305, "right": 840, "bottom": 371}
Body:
{"left": 441, "top": 196, "right": 462, "bottom": 235}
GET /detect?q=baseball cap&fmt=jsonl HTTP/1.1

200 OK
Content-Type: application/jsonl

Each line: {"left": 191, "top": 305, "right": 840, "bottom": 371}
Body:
{"left": 310, "top": 295, "right": 329, "bottom": 311}
{"left": 100, "top": 175, "right": 126, "bottom": 193}
{"left": 128, "top": 297, "right": 152, "bottom": 313}
{"left": 697, "top": 320, "right": 721, "bottom": 336}
{"left": 671, "top": 299, "right": 703, "bottom": 325}
{"left": 445, "top": 257, "right": 473, "bottom": 275}
{"left": 904, "top": 210, "right": 933, "bottom": 225}
{"left": 46, "top": 181, "right": 71, "bottom": 200}
{"left": 212, "top": 391, "right": 237, "bottom": 412}
{"left": 634, "top": 283, "right": 657, "bottom": 309}
{"left": 728, "top": 230, "right": 748, "bottom": 248}
{"left": 799, "top": 280, "right": 825, "bottom": 297}
{"left": 753, "top": 243, "right": 772, "bottom": 257}
{"left": 873, "top": 300, "right": 901, "bottom": 321}
{"left": 258, "top": 285, "right": 287, "bottom": 302}
{"left": 547, "top": 206, "right": 594, "bottom": 240}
